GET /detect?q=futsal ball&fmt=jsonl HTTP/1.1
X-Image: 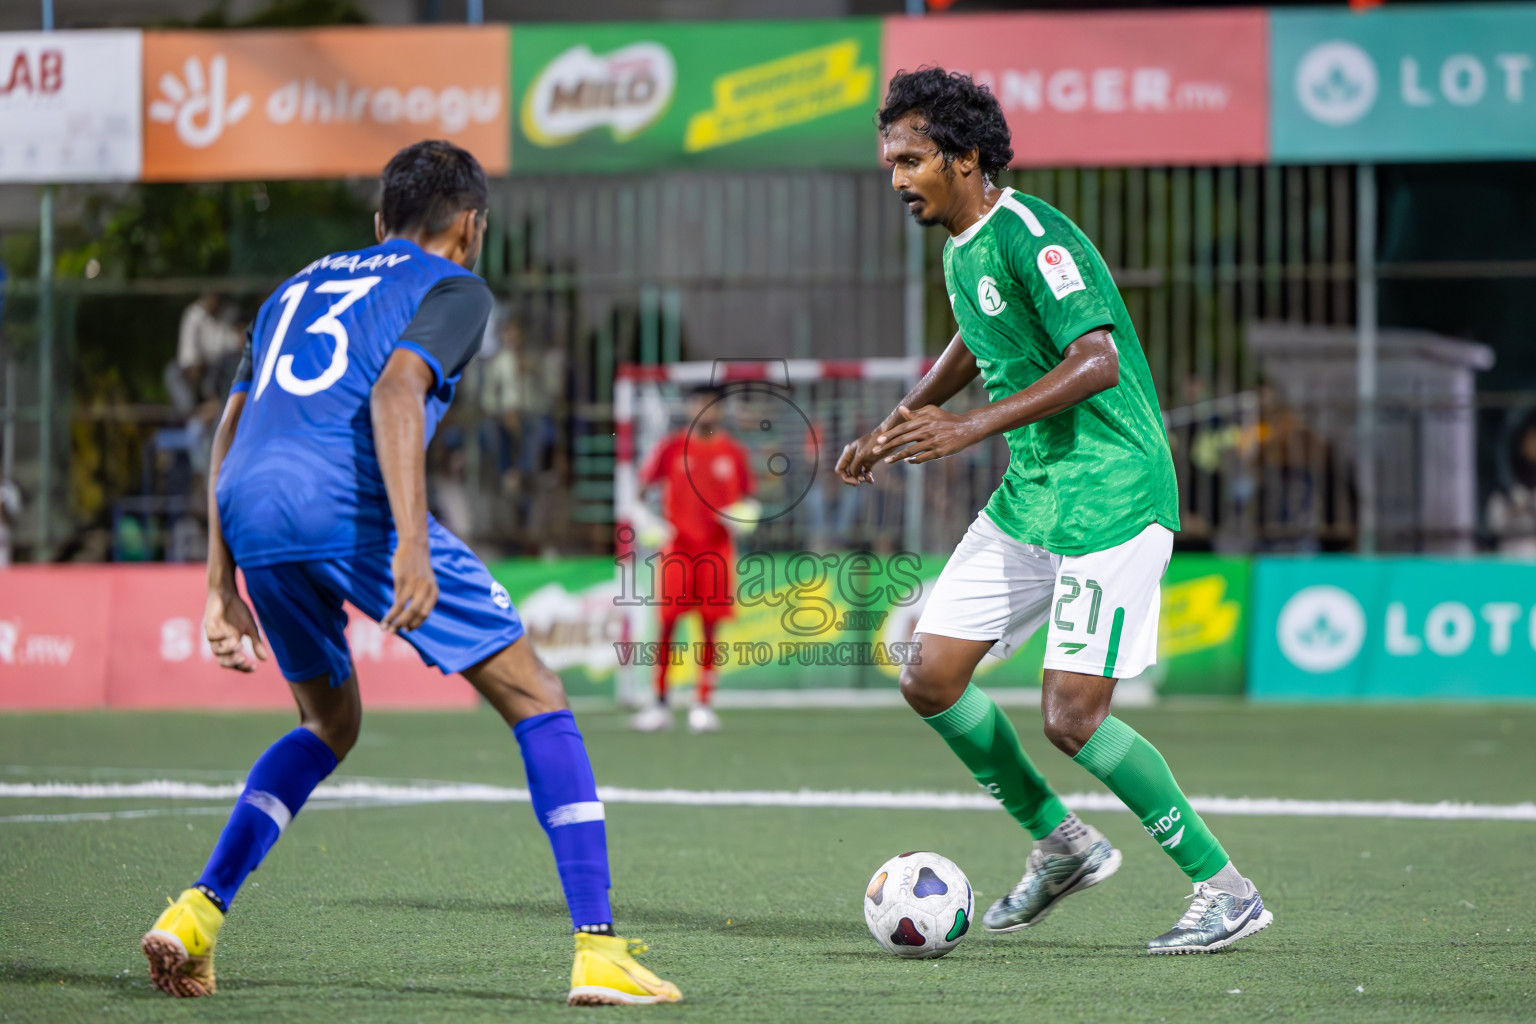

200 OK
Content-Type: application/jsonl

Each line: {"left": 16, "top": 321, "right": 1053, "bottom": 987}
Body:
{"left": 863, "top": 851, "right": 973, "bottom": 959}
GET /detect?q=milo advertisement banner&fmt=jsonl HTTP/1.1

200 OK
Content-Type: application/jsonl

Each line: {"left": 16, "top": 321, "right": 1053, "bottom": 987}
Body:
{"left": 1251, "top": 557, "right": 1536, "bottom": 700}
{"left": 511, "top": 20, "right": 881, "bottom": 172}
{"left": 493, "top": 552, "right": 1246, "bottom": 700}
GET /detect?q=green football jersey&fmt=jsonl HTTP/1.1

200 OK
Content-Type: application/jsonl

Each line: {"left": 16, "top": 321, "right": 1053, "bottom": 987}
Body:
{"left": 941, "top": 188, "right": 1179, "bottom": 555}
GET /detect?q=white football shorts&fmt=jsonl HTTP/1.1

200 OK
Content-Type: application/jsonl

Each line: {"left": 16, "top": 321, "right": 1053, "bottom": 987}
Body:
{"left": 911, "top": 513, "right": 1172, "bottom": 679}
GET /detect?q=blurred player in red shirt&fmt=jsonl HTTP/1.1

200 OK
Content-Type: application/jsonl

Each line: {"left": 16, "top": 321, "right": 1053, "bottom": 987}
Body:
{"left": 631, "top": 388, "right": 756, "bottom": 733}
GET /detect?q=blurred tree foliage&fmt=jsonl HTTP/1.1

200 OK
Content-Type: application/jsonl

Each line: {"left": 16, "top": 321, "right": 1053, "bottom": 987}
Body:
{"left": 183, "top": 0, "right": 368, "bottom": 29}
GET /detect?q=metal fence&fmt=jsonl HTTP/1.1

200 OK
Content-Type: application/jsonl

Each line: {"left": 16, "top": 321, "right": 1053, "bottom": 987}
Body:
{"left": 2, "top": 163, "right": 1526, "bottom": 560}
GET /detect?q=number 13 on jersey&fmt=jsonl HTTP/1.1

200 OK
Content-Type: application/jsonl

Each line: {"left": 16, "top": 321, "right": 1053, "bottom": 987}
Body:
{"left": 255, "top": 276, "right": 381, "bottom": 400}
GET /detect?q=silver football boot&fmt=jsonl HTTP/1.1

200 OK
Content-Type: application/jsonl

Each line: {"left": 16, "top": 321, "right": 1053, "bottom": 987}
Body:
{"left": 1146, "top": 880, "right": 1273, "bottom": 954}
{"left": 982, "top": 834, "right": 1122, "bottom": 932}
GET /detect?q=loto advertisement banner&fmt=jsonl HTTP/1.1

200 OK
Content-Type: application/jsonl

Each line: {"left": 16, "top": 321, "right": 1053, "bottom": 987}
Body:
{"left": 880, "top": 10, "right": 1269, "bottom": 167}
{"left": 1271, "top": 4, "right": 1536, "bottom": 162}
{"left": 141, "top": 26, "right": 508, "bottom": 182}
{"left": 512, "top": 19, "right": 882, "bottom": 173}
{"left": 1250, "top": 557, "right": 1536, "bottom": 700}
{"left": 0, "top": 30, "right": 142, "bottom": 182}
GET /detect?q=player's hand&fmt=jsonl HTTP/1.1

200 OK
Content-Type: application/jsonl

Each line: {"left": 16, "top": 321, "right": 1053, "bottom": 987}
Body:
{"left": 204, "top": 588, "right": 268, "bottom": 673}
{"left": 382, "top": 539, "right": 438, "bottom": 634}
{"left": 872, "top": 405, "right": 981, "bottom": 465}
{"left": 836, "top": 428, "right": 883, "bottom": 485}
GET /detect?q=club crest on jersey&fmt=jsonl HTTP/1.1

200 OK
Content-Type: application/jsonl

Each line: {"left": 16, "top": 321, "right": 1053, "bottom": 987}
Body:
{"left": 976, "top": 276, "right": 1007, "bottom": 316}
{"left": 490, "top": 582, "right": 512, "bottom": 610}
{"left": 1037, "top": 245, "right": 1086, "bottom": 300}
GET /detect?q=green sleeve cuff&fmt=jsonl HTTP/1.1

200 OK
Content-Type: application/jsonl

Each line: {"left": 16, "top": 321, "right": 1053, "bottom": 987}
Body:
{"left": 1052, "top": 314, "right": 1117, "bottom": 353}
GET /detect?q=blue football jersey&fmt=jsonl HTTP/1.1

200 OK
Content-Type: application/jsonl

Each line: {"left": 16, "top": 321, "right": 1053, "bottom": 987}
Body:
{"left": 217, "top": 238, "right": 492, "bottom": 568}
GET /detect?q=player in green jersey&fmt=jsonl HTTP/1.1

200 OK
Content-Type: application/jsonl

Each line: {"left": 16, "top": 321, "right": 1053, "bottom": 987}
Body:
{"left": 837, "top": 68, "right": 1272, "bottom": 955}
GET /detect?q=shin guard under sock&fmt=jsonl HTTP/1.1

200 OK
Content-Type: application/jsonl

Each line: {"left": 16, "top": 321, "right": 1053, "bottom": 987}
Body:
{"left": 196, "top": 727, "right": 339, "bottom": 909}
{"left": 1073, "top": 715, "right": 1229, "bottom": 881}
{"left": 513, "top": 710, "right": 613, "bottom": 929}
{"left": 923, "top": 684, "right": 1068, "bottom": 839}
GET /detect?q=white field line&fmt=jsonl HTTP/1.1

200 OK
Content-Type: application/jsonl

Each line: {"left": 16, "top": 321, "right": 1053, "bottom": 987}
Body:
{"left": 1, "top": 780, "right": 1534, "bottom": 823}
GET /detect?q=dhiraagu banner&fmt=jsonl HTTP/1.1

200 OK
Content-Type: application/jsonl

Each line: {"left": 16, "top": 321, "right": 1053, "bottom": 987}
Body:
{"left": 1271, "top": 4, "right": 1536, "bottom": 162}
{"left": 1251, "top": 557, "right": 1536, "bottom": 700}
{"left": 511, "top": 19, "right": 881, "bottom": 172}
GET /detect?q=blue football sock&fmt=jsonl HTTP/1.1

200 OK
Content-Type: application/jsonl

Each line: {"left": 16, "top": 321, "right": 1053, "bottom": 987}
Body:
{"left": 195, "top": 727, "right": 339, "bottom": 910}
{"left": 513, "top": 710, "right": 612, "bottom": 930}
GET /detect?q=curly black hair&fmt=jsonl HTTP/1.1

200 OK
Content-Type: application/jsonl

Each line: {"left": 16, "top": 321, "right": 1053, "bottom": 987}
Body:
{"left": 380, "top": 140, "right": 488, "bottom": 236}
{"left": 878, "top": 67, "right": 1014, "bottom": 180}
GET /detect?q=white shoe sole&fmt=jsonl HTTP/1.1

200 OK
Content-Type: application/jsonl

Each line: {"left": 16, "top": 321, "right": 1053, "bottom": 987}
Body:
{"left": 1147, "top": 908, "right": 1274, "bottom": 955}
{"left": 568, "top": 984, "right": 681, "bottom": 1006}
{"left": 985, "top": 846, "right": 1123, "bottom": 934}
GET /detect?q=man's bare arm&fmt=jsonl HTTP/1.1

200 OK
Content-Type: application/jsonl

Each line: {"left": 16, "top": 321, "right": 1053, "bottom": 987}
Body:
{"left": 204, "top": 391, "right": 270, "bottom": 672}
{"left": 891, "top": 332, "right": 979, "bottom": 425}
{"left": 874, "top": 330, "right": 1120, "bottom": 465}
{"left": 371, "top": 349, "right": 439, "bottom": 634}
{"left": 836, "top": 332, "right": 978, "bottom": 484}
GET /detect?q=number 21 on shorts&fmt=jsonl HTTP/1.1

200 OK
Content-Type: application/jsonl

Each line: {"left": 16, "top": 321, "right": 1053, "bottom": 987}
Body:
{"left": 1053, "top": 576, "right": 1104, "bottom": 636}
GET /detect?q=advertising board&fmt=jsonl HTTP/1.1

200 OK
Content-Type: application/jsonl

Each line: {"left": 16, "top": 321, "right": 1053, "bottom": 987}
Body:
{"left": 142, "top": 26, "right": 508, "bottom": 181}
{"left": 1251, "top": 557, "right": 1536, "bottom": 700}
{"left": 512, "top": 20, "right": 881, "bottom": 172}
{"left": 1271, "top": 5, "right": 1536, "bottom": 161}
{"left": 881, "top": 10, "right": 1269, "bottom": 167}
{"left": 0, "top": 30, "right": 141, "bottom": 182}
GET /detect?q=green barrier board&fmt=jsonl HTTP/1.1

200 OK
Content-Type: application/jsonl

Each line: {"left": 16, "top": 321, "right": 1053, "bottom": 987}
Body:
{"left": 490, "top": 551, "right": 1247, "bottom": 699}
{"left": 1271, "top": 5, "right": 1536, "bottom": 162}
{"left": 1251, "top": 556, "right": 1536, "bottom": 700}
{"left": 511, "top": 19, "right": 881, "bottom": 172}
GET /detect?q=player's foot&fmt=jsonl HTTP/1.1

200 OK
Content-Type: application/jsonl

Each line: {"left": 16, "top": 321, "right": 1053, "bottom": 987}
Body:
{"left": 629, "top": 706, "right": 673, "bottom": 732}
{"left": 1146, "top": 879, "right": 1272, "bottom": 955}
{"left": 142, "top": 887, "right": 224, "bottom": 997}
{"left": 983, "top": 834, "right": 1121, "bottom": 933}
{"left": 687, "top": 705, "right": 720, "bottom": 733}
{"left": 568, "top": 933, "right": 682, "bottom": 1006}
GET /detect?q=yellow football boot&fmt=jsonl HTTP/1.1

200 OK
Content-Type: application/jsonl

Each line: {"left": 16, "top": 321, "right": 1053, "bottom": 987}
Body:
{"left": 141, "top": 888, "right": 224, "bottom": 997}
{"left": 567, "top": 932, "right": 682, "bottom": 1006}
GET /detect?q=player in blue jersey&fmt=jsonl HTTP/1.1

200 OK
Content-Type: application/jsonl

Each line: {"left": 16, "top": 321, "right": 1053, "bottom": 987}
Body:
{"left": 140, "top": 141, "right": 681, "bottom": 1007}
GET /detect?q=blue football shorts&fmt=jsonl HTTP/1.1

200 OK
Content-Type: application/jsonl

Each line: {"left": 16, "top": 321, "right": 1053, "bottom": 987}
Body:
{"left": 242, "top": 519, "right": 525, "bottom": 686}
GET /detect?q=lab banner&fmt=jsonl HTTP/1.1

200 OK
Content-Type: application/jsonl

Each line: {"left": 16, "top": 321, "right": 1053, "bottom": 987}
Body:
{"left": 1250, "top": 557, "right": 1536, "bottom": 700}
{"left": 0, "top": 31, "right": 142, "bottom": 182}
{"left": 512, "top": 20, "right": 881, "bottom": 172}
{"left": 1271, "top": 4, "right": 1536, "bottom": 162}
{"left": 881, "top": 10, "right": 1269, "bottom": 167}
{"left": 142, "top": 26, "right": 509, "bottom": 181}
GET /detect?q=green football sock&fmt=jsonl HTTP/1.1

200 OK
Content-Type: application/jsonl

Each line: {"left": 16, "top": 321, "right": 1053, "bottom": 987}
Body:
{"left": 923, "top": 684, "right": 1068, "bottom": 839}
{"left": 1073, "top": 715, "right": 1229, "bottom": 882}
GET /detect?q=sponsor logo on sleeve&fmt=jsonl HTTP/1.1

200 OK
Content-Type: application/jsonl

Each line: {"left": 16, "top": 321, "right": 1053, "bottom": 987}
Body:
{"left": 1036, "top": 245, "right": 1086, "bottom": 300}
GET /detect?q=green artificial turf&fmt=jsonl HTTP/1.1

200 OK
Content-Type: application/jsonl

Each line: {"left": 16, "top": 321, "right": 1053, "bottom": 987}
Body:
{"left": 1, "top": 703, "right": 1533, "bottom": 1022}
